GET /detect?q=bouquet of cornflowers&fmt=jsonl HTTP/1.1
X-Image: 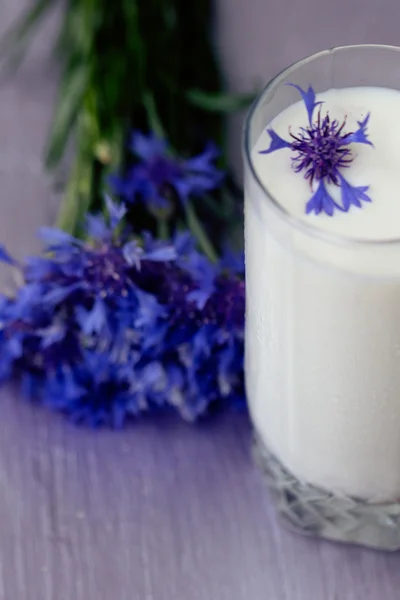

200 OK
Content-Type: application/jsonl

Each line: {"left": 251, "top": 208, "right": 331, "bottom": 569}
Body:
{"left": 0, "top": 132, "right": 246, "bottom": 427}
{"left": 0, "top": 0, "right": 252, "bottom": 427}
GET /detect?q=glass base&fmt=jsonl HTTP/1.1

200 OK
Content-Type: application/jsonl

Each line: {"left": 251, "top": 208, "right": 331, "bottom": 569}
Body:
{"left": 254, "top": 432, "right": 400, "bottom": 551}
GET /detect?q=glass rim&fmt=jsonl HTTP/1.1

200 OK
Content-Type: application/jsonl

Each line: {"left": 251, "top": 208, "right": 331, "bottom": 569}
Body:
{"left": 243, "top": 43, "right": 400, "bottom": 249}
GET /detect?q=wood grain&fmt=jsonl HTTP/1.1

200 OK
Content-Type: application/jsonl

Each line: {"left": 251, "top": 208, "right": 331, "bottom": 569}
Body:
{"left": 0, "top": 1, "right": 399, "bottom": 598}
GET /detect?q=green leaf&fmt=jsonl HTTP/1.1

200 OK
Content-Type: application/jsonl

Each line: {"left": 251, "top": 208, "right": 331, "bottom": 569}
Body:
{"left": 56, "top": 0, "right": 94, "bottom": 58}
{"left": 186, "top": 89, "right": 257, "bottom": 113}
{"left": 184, "top": 202, "right": 218, "bottom": 263}
{"left": 142, "top": 91, "right": 166, "bottom": 139}
{"left": 121, "top": 0, "right": 146, "bottom": 92}
{"left": 201, "top": 193, "right": 234, "bottom": 222}
{"left": 45, "top": 66, "right": 88, "bottom": 169}
{"left": 56, "top": 149, "right": 93, "bottom": 236}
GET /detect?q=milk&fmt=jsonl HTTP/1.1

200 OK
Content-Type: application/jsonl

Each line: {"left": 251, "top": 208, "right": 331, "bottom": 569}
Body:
{"left": 245, "top": 87, "right": 400, "bottom": 502}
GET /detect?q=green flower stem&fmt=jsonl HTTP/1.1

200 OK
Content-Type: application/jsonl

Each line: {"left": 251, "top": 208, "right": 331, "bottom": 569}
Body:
{"left": 55, "top": 110, "right": 95, "bottom": 235}
{"left": 156, "top": 217, "right": 170, "bottom": 240}
{"left": 143, "top": 90, "right": 166, "bottom": 139}
{"left": 56, "top": 94, "right": 126, "bottom": 236}
{"left": 184, "top": 202, "right": 218, "bottom": 263}
{"left": 202, "top": 192, "right": 234, "bottom": 222}
{"left": 56, "top": 151, "right": 93, "bottom": 235}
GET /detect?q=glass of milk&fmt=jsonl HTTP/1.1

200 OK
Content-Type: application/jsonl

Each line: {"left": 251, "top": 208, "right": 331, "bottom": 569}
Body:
{"left": 244, "top": 44, "right": 400, "bottom": 550}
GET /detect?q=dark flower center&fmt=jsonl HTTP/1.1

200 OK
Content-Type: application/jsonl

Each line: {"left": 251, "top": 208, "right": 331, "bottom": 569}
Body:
{"left": 131, "top": 261, "right": 245, "bottom": 330}
{"left": 203, "top": 277, "right": 245, "bottom": 330}
{"left": 84, "top": 245, "right": 130, "bottom": 298}
{"left": 149, "top": 156, "right": 183, "bottom": 188}
{"left": 290, "top": 109, "right": 353, "bottom": 185}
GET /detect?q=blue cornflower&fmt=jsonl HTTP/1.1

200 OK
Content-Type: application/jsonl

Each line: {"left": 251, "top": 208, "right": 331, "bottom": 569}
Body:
{"left": 109, "top": 131, "right": 223, "bottom": 212}
{"left": 42, "top": 353, "right": 140, "bottom": 428}
{"left": 159, "top": 269, "right": 245, "bottom": 420}
{"left": 40, "top": 350, "right": 168, "bottom": 428}
{"left": 32, "top": 197, "right": 176, "bottom": 306}
{"left": 259, "top": 84, "right": 373, "bottom": 216}
{"left": 130, "top": 241, "right": 245, "bottom": 419}
{"left": 0, "top": 190, "right": 246, "bottom": 428}
{"left": 220, "top": 246, "right": 245, "bottom": 276}
{"left": 178, "top": 250, "right": 218, "bottom": 309}
{"left": 0, "top": 196, "right": 173, "bottom": 367}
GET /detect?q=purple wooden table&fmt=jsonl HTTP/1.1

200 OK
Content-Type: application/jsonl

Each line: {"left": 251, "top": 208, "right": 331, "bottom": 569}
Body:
{"left": 1, "top": 2, "right": 400, "bottom": 598}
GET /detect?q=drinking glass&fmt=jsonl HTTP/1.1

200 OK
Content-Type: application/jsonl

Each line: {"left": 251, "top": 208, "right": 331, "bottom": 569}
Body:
{"left": 243, "top": 45, "right": 400, "bottom": 550}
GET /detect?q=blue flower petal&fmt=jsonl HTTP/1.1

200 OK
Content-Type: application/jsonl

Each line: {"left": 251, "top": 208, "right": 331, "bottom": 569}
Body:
{"left": 144, "top": 246, "right": 177, "bottom": 262}
{"left": 184, "top": 142, "right": 220, "bottom": 171}
{"left": 339, "top": 175, "right": 371, "bottom": 211}
{"left": 63, "top": 370, "right": 87, "bottom": 400}
{"left": 39, "top": 323, "right": 67, "bottom": 348}
{"left": 135, "top": 290, "right": 164, "bottom": 328}
{"left": 24, "top": 256, "right": 57, "bottom": 280}
{"left": 122, "top": 240, "right": 143, "bottom": 269}
{"left": 13, "top": 282, "right": 44, "bottom": 315}
{"left": 173, "top": 179, "right": 192, "bottom": 204}
{"left": 193, "top": 326, "right": 213, "bottom": 357}
{"left": 345, "top": 114, "right": 373, "bottom": 146}
{"left": 286, "top": 83, "right": 323, "bottom": 125}
{"left": 108, "top": 173, "right": 138, "bottom": 202}
{"left": 0, "top": 245, "right": 17, "bottom": 266}
{"left": 179, "top": 251, "right": 218, "bottom": 305}
{"left": 8, "top": 336, "right": 24, "bottom": 358}
{"left": 43, "top": 283, "right": 81, "bottom": 305}
{"left": 38, "top": 227, "right": 81, "bottom": 248}
{"left": 220, "top": 248, "right": 245, "bottom": 275}
{"left": 259, "top": 128, "right": 291, "bottom": 154}
{"left": 182, "top": 143, "right": 223, "bottom": 193}
{"left": 306, "top": 180, "right": 341, "bottom": 216}
{"left": 76, "top": 299, "right": 107, "bottom": 335}
{"left": 176, "top": 173, "right": 222, "bottom": 196}
{"left": 187, "top": 288, "right": 211, "bottom": 310}
{"left": 85, "top": 214, "right": 109, "bottom": 240}
{"left": 104, "top": 194, "right": 127, "bottom": 228}
{"left": 130, "top": 131, "right": 167, "bottom": 160}
{"left": 173, "top": 231, "right": 195, "bottom": 256}
{"left": 141, "top": 361, "right": 166, "bottom": 389}
{"left": 140, "top": 232, "right": 177, "bottom": 262}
